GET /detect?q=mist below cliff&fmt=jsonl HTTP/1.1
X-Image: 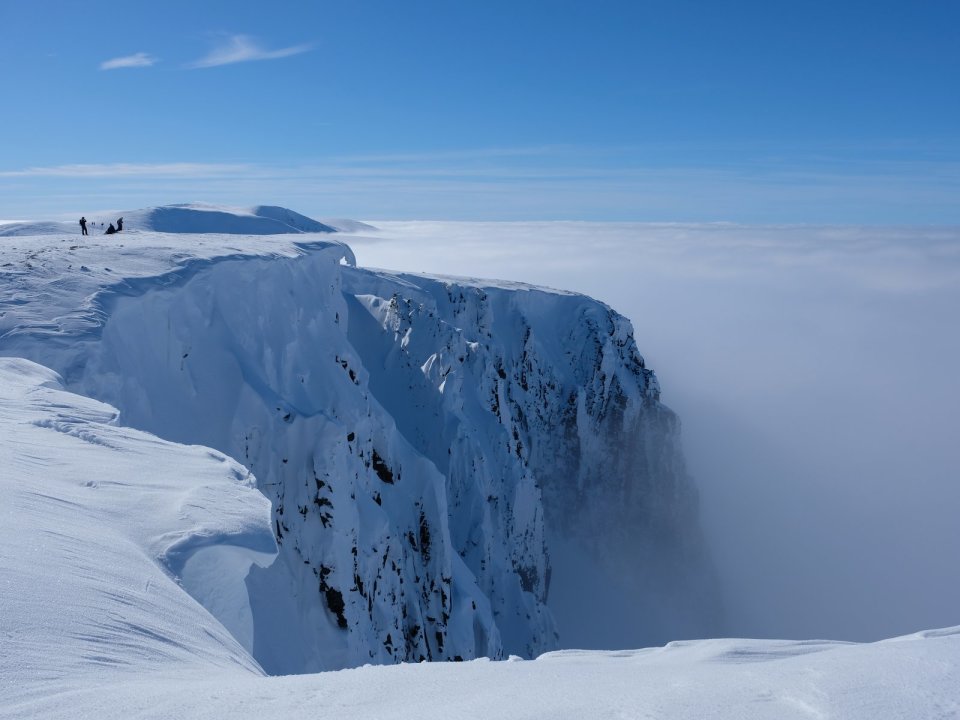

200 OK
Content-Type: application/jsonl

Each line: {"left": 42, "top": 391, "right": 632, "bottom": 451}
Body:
{"left": 354, "top": 221, "right": 960, "bottom": 642}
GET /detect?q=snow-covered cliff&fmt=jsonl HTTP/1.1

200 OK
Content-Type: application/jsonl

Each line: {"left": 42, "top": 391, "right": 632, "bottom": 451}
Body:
{"left": 341, "top": 269, "right": 718, "bottom": 650}
{"left": 0, "top": 208, "right": 717, "bottom": 673}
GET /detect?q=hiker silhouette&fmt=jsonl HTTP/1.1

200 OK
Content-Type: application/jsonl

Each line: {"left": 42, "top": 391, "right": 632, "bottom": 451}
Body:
{"left": 79, "top": 217, "right": 87, "bottom": 236}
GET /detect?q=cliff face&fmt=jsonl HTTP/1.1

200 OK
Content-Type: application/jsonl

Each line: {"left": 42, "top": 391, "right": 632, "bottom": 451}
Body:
{"left": 4, "top": 236, "right": 716, "bottom": 673}
{"left": 341, "top": 269, "right": 718, "bottom": 651}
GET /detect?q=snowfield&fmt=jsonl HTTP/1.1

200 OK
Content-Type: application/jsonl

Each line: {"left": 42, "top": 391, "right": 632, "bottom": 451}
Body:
{"left": 1, "top": 206, "right": 958, "bottom": 718}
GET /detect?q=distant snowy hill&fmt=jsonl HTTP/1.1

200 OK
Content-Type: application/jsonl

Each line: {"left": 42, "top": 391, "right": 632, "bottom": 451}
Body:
{"left": 321, "top": 217, "right": 378, "bottom": 233}
{"left": 0, "top": 203, "right": 339, "bottom": 236}
{"left": 123, "top": 203, "right": 337, "bottom": 234}
{"left": 0, "top": 219, "right": 957, "bottom": 718}
{"left": 0, "top": 220, "right": 80, "bottom": 236}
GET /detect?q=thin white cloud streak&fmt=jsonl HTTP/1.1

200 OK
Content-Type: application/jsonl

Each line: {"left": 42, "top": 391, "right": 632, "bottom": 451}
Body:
{"left": 325, "top": 145, "right": 578, "bottom": 165}
{"left": 0, "top": 163, "right": 254, "bottom": 179}
{"left": 3, "top": 147, "right": 958, "bottom": 181}
{"left": 5, "top": 157, "right": 958, "bottom": 187}
{"left": 186, "top": 34, "right": 312, "bottom": 69}
{"left": 100, "top": 52, "right": 157, "bottom": 70}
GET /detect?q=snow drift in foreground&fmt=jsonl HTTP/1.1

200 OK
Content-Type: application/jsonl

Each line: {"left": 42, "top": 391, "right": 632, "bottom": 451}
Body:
{"left": 0, "top": 357, "right": 275, "bottom": 708}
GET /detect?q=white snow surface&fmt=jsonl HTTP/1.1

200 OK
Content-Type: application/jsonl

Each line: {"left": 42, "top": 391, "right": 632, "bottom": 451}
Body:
{"left": 2, "top": 210, "right": 958, "bottom": 718}
{"left": 0, "top": 357, "right": 275, "bottom": 709}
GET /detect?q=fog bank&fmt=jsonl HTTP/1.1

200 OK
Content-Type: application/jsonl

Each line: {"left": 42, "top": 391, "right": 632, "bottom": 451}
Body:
{"left": 352, "top": 221, "right": 960, "bottom": 642}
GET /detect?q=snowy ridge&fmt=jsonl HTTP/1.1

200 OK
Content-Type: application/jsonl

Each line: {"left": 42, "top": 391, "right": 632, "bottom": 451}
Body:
{"left": 0, "top": 230, "right": 355, "bottom": 360}
{"left": 0, "top": 203, "right": 337, "bottom": 236}
{"left": 123, "top": 203, "right": 337, "bottom": 234}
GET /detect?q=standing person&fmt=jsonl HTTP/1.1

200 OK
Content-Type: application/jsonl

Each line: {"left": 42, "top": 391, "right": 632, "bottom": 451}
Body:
{"left": 79, "top": 216, "right": 88, "bottom": 236}
{"left": 116, "top": 217, "right": 123, "bottom": 232}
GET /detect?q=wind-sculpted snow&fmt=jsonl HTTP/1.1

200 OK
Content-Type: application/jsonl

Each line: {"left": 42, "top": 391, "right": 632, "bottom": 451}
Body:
{"left": 7, "top": 625, "right": 960, "bottom": 719}
{"left": 0, "top": 357, "right": 275, "bottom": 708}
{"left": 0, "top": 230, "right": 355, "bottom": 361}
{"left": 0, "top": 222, "right": 714, "bottom": 673}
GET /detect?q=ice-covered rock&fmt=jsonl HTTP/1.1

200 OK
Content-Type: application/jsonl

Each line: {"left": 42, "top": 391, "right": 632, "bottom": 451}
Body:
{"left": 343, "top": 270, "right": 719, "bottom": 649}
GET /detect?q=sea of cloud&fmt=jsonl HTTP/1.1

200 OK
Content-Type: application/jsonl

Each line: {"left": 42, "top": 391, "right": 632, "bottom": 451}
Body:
{"left": 351, "top": 221, "right": 960, "bottom": 643}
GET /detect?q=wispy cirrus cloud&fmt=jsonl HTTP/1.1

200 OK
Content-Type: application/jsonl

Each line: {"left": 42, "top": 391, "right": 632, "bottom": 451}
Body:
{"left": 100, "top": 52, "right": 158, "bottom": 71}
{"left": 0, "top": 163, "right": 253, "bottom": 178}
{"left": 186, "top": 34, "right": 312, "bottom": 69}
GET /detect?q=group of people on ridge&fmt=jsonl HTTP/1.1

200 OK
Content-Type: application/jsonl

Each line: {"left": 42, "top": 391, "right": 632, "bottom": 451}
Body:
{"left": 79, "top": 216, "right": 123, "bottom": 236}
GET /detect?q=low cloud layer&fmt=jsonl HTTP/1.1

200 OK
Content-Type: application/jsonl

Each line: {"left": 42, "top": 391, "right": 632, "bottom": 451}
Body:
{"left": 352, "top": 221, "right": 960, "bottom": 643}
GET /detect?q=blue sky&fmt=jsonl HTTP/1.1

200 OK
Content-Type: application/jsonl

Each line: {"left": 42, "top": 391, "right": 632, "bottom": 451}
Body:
{"left": 1, "top": 0, "right": 958, "bottom": 222}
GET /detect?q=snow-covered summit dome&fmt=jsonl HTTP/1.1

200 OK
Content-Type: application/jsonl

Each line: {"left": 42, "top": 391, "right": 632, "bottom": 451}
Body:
{"left": 125, "top": 203, "right": 337, "bottom": 234}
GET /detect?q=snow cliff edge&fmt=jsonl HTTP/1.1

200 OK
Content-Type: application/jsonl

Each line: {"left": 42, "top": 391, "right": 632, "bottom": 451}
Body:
{"left": 0, "top": 217, "right": 717, "bottom": 673}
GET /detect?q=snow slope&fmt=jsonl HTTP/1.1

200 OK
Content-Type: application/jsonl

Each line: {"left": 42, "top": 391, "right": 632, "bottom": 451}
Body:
{"left": 0, "top": 357, "right": 275, "bottom": 709}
